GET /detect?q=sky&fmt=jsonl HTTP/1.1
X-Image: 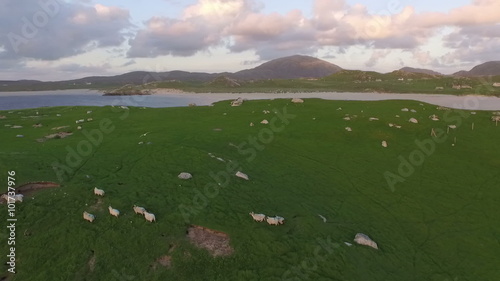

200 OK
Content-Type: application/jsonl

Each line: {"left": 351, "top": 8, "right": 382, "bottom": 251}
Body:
{"left": 0, "top": 0, "right": 499, "bottom": 81}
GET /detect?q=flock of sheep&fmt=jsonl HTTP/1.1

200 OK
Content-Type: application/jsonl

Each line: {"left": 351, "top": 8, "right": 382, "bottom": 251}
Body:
{"left": 82, "top": 187, "right": 156, "bottom": 223}
{"left": 249, "top": 212, "right": 285, "bottom": 225}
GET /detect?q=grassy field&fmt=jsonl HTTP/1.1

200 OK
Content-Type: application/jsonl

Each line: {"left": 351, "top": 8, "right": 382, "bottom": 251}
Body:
{"left": 1, "top": 98, "right": 500, "bottom": 280}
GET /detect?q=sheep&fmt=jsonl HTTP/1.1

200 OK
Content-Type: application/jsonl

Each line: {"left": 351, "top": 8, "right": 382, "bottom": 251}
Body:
{"left": 83, "top": 211, "right": 95, "bottom": 222}
{"left": 1, "top": 194, "right": 23, "bottom": 203}
{"left": 87, "top": 118, "right": 93, "bottom": 122}
{"left": 108, "top": 206, "right": 120, "bottom": 217}
{"left": 93, "top": 187, "right": 105, "bottom": 196}
{"left": 345, "top": 127, "right": 352, "bottom": 132}
{"left": 274, "top": 216, "right": 285, "bottom": 224}
{"left": 133, "top": 205, "right": 146, "bottom": 215}
{"left": 77, "top": 126, "right": 82, "bottom": 130}
{"left": 144, "top": 211, "right": 156, "bottom": 222}
{"left": 382, "top": 141, "right": 388, "bottom": 148}
{"left": 266, "top": 216, "right": 280, "bottom": 225}
{"left": 260, "top": 119, "right": 269, "bottom": 124}
{"left": 249, "top": 212, "right": 266, "bottom": 222}
{"left": 14, "top": 194, "right": 23, "bottom": 202}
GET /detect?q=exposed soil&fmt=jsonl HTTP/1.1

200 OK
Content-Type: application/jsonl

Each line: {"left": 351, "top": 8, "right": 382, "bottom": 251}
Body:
{"left": 0, "top": 181, "right": 60, "bottom": 203}
{"left": 151, "top": 255, "right": 172, "bottom": 270}
{"left": 89, "top": 197, "right": 104, "bottom": 211}
{"left": 88, "top": 253, "right": 96, "bottom": 272}
{"left": 187, "top": 225, "right": 234, "bottom": 257}
{"left": 37, "top": 131, "right": 73, "bottom": 142}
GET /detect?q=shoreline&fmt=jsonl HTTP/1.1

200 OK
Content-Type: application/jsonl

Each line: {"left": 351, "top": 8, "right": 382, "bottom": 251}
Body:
{"left": 1, "top": 89, "right": 500, "bottom": 110}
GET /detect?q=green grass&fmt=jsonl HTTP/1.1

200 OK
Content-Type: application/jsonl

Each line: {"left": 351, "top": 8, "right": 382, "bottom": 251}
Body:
{"left": 1, "top": 99, "right": 500, "bottom": 280}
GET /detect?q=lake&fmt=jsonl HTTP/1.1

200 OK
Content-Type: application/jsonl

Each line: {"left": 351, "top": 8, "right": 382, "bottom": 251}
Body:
{"left": 1, "top": 89, "right": 500, "bottom": 111}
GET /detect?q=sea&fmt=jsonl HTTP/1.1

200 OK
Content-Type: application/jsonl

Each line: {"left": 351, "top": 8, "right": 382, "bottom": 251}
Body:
{"left": 1, "top": 89, "right": 500, "bottom": 111}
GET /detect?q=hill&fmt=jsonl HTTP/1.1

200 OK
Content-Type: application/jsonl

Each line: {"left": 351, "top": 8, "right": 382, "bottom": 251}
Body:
{"left": 454, "top": 61, "right": 500, "bottom": 76}
{"left": 233, "top": 55, "right": 342, "bottom": 80}
{"left": 399, "top": 67, "right": 443, "bottom": 76}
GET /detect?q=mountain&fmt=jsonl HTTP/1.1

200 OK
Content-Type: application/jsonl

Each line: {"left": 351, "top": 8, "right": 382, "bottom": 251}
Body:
{"left": 399, "top": 67, "right": 442, "bottom": 76}
{"left": 232, "top": 55, "right": 342, "bottom": 80}
{"left": 454, "top": 61, "right": 500, "bottom": 76}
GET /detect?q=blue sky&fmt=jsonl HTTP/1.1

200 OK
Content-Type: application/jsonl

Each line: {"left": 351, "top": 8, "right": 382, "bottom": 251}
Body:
{"left": 0, "top": 0, "right": 499, "bottom": 80}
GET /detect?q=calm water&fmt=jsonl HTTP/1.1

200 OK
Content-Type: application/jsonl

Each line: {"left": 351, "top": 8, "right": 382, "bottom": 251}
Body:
{"left": 1, "top": 89, "right": 500, "bottom": 110}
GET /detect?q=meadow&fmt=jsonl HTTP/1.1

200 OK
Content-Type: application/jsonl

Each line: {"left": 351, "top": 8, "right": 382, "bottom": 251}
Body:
{"left": 0, "top": 98, "right": 499, "bottom": 281}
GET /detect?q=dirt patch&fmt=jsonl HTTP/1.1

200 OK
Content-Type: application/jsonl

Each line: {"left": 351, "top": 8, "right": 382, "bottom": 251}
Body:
{"left": 37, "top": 131, "right": 73, "bottom": 142}
{"left": 89, "top": 197, "right": 104, "bottom": 211}
{"left": 187, "top": 225, "right": 234, "bottom": 257}
{"left": 152, "top": 255, "right": 172, "bottom": 270}
{"left": 0, "top": 181, "right": 60, "bottom": 203}
{"left": 88, "top": 253, "right": 96, "bottom": 272}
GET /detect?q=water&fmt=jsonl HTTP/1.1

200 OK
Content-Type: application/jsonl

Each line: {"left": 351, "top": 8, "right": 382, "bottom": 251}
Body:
{"left": 1, "top": 89, "right": 500, "bottom": 110}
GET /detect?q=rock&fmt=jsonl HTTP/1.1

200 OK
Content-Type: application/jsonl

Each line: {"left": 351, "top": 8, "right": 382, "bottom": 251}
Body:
{"left": 401, "top": 108, "right": 409, "bottom": 112}
{"left": 16, "top": 135, "right": 24, "bottom": 138}
{"left": 231, "top": 97, "right": 244, "bottom": 107}
{"left": 291, "top": 98, "right": 304, "bottom": 104}
{"left": 235, "top": 171, "right": 249, "bottom": 180}
{"left": 354, "top": 233, "right": 378, "bottom": 249}
{"left": 178, "top": 172, "right": 192, "bottom": 180}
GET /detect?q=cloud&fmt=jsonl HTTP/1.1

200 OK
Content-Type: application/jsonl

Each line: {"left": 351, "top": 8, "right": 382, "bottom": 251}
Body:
{"left": 0, "top": 0, "right": 132, "bottom": 60}
{"left": 365, "top": 50, "right": 391, "bottom": 67}
{"left": 439, "top": 24, "right": 500, "bottom": 65}
{"left": 126, "top": 0, "right": 500, "bottom": 63}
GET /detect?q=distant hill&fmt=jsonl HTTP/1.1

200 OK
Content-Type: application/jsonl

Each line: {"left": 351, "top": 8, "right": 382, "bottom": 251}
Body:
{"left": 454, "top": 61, "right": 500, "bottom": 76}
{"left": 0, "top": 55, "right": 345, "bottom": 91}
{"left": 399, "top": 67, "right": 442, "bottom": 76}
{"left": 232, "top": 55, "right": 342, "bottom": 80}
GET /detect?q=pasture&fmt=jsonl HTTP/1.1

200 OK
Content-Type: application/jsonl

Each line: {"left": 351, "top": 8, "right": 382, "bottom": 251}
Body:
{"left": 1, "top": 98, "right": 499, "bottom": 280}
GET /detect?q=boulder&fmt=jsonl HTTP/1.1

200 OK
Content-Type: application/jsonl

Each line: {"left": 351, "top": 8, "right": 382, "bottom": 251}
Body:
{"left": 354, "top": 233, "right": 378, "bottom": 249}
{"left": 178, "top": 172, "right": 192, "bottom": 180}
{"left": 235, "top": 171, "right": 249, "bottom": 180}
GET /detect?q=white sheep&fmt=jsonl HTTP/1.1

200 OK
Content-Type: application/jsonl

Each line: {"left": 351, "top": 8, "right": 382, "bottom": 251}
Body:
{"left": 77, "top": 126, "right": 82, "bottom": 130}
{"left": 382, "top": 141, "right": 388, "bottom": 148}
{"left": 274, "top": 216, "right": 285, "bottom": 224}
{"left": 83, "top": 211, "right": 95, "bottom": 222}
{"left": 144, "top": 211, "right": 156, "bottom": 222}
{"left": 1, "top": 194, "right": 23, "bottom": 203}
{"left": 133, "top": 205, "right": 146, "bottom": 215}
{"left": 94, "top": 187, "right": 105, "bottom": 196}
{"left": 87, "top": 118, "right": 93, "bottom": 122}
{"left": 108, "top": 206, "right": 120, "bottom": 217}
{"left": 266, "top": 216, "right": 280, "bottom": 225}
{"left": 14, "top": 194, "right": 23, "bottom": 202}
{"left": 249, "top": 212, "right": 266, "bottom": 222}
